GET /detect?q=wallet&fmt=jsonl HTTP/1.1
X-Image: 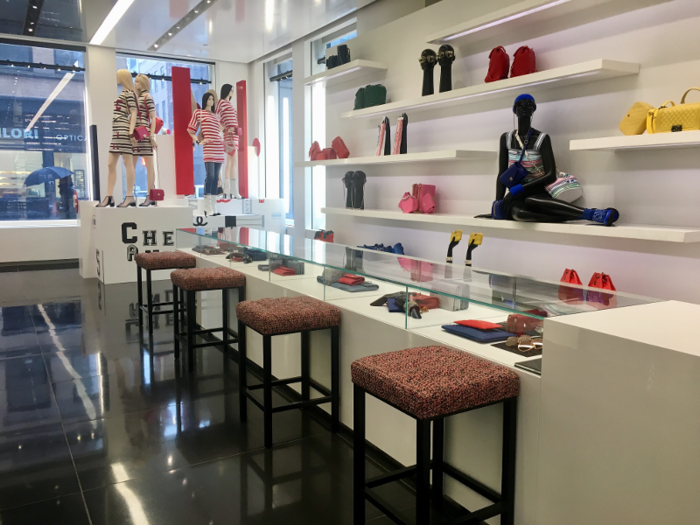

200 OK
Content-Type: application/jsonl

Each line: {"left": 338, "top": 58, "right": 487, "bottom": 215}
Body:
{"left": 506, "top": 314, "right": 543, "bottom": 335}
{"left": 338, "top": 274, "right": 365, "bottom": 285}
{"left": 455, "top": 320, "right": 503, "bottom": 330}
{"left": 258, "top": 264, "right": 270, "bottom": 271}
{"left": 273, "top": 266, "right": 296, "bottom": 276}
{"left": 412, "top": 293, "right": 440, "bottom": 310}
{"left": 244, "top": 249, "right": 267, "bottom": 261}
{"left": 441, "top": 324, "right": 515, "bottom": 343}
{"left": 386, "top": 298, "right": 404, "bottom": 313}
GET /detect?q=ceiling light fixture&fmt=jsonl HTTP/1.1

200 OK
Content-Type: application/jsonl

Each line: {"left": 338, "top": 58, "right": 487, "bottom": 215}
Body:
{"left": 90, "top": 0, "right": 136, "bottom": 45}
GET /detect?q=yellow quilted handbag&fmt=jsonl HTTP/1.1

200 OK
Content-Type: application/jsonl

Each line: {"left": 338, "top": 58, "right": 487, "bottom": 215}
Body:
{"left": 647, "top": 88, "right": 700, "bottom": 133}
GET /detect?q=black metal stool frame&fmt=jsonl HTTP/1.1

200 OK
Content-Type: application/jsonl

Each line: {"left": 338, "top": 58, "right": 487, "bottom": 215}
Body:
{"left": 172, "top": 284, "right": 245, "bottom": 373}
{"left": 353, "top": 384, "right": 517, "bottom": 525}
{"left": 137, "top": 265, "right": 178, "bottom": 334}
{"left": 238, "top": 320, "right": 340, "bottom": 449}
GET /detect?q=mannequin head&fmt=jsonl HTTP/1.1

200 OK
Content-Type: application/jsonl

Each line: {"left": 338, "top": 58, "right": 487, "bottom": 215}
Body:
{"left": 437, "top": 45, "right": 455, "bottom": 66}
{"left": 202, "top": 92, "right": 215, "bottom": 112}
{"left": 513, "top": 94, "right": 536, "bottom": 118}
{"left": 220, "top": 83, "right": 233, "bottom": 101}
{"left": 116, "top": 69, "right": 134, "bottom": 91}
{"left": 205, "top": 88, "right": 218, "bottom": 106}
{"left": 134, "top": 74, "right": 150, "bottom": 94}
{"left": 419, "top": 49, "right": 437, "bottom": 71}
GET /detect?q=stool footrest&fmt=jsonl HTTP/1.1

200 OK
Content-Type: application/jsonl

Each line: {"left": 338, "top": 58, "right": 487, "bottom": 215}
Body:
{"left": 247, "top": 376, "right": 302, "bottom": 391}
{"left": 270, "top": 396, "right": 332, "bottom": 413}
{"left": 308, "top": 378, "right": 331, "bottom": 397}
{"left": 366, "top": 466, "right": 416, "bottom": 489}
{"left": 449, "top": 502, "right": 502, "bottom": 525}
{"left": 140, "top": 301, "right": 173, "bottom": 310}
{"left": 442, "top": 463, "right": 501, "bottom": 503}
{"left": 365, "top": 489, "right": 406, "bottom": 525}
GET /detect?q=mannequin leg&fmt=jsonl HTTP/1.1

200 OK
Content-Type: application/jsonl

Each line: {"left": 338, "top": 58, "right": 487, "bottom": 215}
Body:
{"left": 510, "top": 201, "right": 570, "bottom": 223}
{"left": 225, "top": 150, "right": 241, "bottom": 199}
{"left": 117, "top": 154, "right": 136, "bottom": 207}
{"left": 210, "top": 163, "right": 222, "bottom": 215}
{"left": 97, "top": 153, "right": 120, "bottom": 207}
{"left": 139, "top": 157, "right": 157, "bottom": 207}
{"left": 526, "top": 194, "right": 619, "bottom": 226}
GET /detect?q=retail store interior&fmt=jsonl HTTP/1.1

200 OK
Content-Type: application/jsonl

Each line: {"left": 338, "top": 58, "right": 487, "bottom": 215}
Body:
{"left": 1, "top": 0, "right": 700, "bottom": 523}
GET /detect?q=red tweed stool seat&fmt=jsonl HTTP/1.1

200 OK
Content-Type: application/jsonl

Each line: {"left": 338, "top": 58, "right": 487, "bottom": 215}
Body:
{"left": 351, "top": 346, "right": 519, "bottom": 420}
{"left": 135, "top": 251, "right": 197, "bottom": 271}
{"left": 236, "top": 296, "right": 341, "bottom": 336}
{"left": 171, "top": 267, "right": 245, "bottom": 291}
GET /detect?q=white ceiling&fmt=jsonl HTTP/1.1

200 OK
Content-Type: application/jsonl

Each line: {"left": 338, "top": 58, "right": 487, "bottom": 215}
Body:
{"left": 102, "top": 0, "right": 375, "bottom": 63}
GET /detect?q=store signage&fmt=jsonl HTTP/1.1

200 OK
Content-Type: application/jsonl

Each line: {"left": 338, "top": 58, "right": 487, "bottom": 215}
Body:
{"left": 120, "top": 222, "right": 175, "bottom": 261}
{"left": 1, "top": 128, "right": 39, "bottom": 139}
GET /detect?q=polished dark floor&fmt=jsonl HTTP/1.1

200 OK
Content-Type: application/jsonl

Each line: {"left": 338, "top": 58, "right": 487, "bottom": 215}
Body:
{"left": 0, "top": 269, "right": 418, "bottom": 525}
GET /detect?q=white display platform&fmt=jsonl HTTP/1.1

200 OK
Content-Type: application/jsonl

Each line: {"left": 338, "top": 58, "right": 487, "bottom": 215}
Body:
{"left": 187, "top": 197, "right": 285, "bottom": 233}
{"left": 83, "top": 205, "right": 193, "bottom": 285}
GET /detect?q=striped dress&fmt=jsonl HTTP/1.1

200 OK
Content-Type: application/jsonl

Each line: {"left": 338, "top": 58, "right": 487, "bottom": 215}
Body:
{"left": 216, "top": 99, "right": 239, "bottom": 156}
{"left": 506, "top": 129, "right": 549, "bottom": 184}
{"left": 187, "top": 109, "right": 225, "bottom": 163}
{"left": 132, "top": 91, "right": 156, "bottom": 157}
{"left": 109, "top": 90, "right": 136, "bottom": 155}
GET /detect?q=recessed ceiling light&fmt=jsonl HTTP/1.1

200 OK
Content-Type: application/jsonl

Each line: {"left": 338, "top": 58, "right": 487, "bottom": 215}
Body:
{"left": 28, "top": 28, "right": 33, "bottom": 31}
{"left": 168, "top": 32, "right": 172, "bottom": 35}
{"left": 194, "top": 9, "right": 198, "bottom": 13}
{"left": 154, "top": 44, "right": 159, "bottom": 48}
{"left": 32, "top": 4, "right": 38, "bottom": 8}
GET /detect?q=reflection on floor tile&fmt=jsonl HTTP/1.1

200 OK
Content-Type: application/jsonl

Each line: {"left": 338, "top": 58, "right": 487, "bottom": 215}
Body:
{"left": 0, "top": 493, "right": 91, "bottom": 525}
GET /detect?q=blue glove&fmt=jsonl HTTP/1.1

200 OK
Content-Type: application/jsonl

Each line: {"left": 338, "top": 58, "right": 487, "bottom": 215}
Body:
{"left": 492, "top": 200, "right": 507, "bottom": 220}
{"left": 510, "top": 184, "right": 524, "bottom": 196}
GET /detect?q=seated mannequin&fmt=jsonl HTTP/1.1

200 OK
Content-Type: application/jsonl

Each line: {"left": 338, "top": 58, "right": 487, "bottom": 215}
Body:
{"left": 488, "top": 94, "right": 619, "bottom": 226}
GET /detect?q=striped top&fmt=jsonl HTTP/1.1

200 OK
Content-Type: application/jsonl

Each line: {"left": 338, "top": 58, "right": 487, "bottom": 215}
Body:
{"left": 135, "top": 91, "right": 156, "bottom": 129}
{"left": 506, "top": 130, "right": 548, "bottom": 184}
{"left": 113, "top": 90, "right": 136, "bottom": 123}
{"left": 216, "top": 99, "right": 239, "bottom": 149}
{"left": 187, "top": 109, "right": 225, "bottom": 163}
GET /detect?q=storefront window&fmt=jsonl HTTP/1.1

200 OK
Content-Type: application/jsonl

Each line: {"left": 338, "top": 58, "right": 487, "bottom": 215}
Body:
{"left": 0, "top": 41, "right": 87, "bottom": 221}
{"left": 115, "top": 54, "right": 212, "bottom": 197}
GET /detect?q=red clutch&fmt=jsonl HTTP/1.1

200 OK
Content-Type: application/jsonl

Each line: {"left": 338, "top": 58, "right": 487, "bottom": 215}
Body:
{"left": 338, "top": 274, "right": 364, "bottom": 285}
{"left": 411, "top": 293, "right": 440, "bottom": 310}
{"left": 149, "top": 189, "right": 164, "bottom": 201}
{"left": 273, "top": 267, "right": 296, "bottom": 276}
{"left": 455, "top": 320, "right": 502, "bottom": 330}
{"left": 506, "top": 314, "right": 543, "bottom": 335}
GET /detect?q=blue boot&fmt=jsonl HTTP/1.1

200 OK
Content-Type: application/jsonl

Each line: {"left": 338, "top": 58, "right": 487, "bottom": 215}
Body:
{"left": 580, "top": 208, "right": 619, "bottom": 226}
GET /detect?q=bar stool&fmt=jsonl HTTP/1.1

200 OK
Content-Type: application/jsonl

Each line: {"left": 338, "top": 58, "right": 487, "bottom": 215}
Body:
{"left": 235, "top": 296, "right": 341, "bottom": 448}
{"left": 135, "top": 251, "right": 197, "bottom": 334}
{"left": 171, "top": 267, "right": 246, "bottom": 373}
{"left": 351, "top": 345, "right": 520, "bottom": 525}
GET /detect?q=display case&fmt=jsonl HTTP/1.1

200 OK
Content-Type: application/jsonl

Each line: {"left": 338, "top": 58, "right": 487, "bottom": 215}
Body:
{"left": 176, "top": 227, "right": 658, "bottom": 373}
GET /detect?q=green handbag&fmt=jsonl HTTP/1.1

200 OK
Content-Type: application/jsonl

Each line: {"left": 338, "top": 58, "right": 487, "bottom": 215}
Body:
{"left": 354, "top": 84, "right": 387, "bottom": 110}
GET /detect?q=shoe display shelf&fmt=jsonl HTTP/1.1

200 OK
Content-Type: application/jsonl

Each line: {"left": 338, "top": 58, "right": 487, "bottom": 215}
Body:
{"left": 570, "top": 130, "right": 700, "bottom": 151}
{"left": 426, "top": 0, "right": 672, "bottom": 47}
{"left": 303, "top": 59, "right": 388, "bottom": 87}
{"left": 295, "top": 149, "right": 496, "bottom": 168}
{"left": 341, "top": 59, "right": 639, "bottom": 119}
{"left": 322, "top": 207, "right": 700, "bottom": 244}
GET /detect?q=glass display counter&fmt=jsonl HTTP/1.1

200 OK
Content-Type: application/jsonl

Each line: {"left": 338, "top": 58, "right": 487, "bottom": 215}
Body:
{"left": 176, "top": 226, "right": 658, "bottom": 373}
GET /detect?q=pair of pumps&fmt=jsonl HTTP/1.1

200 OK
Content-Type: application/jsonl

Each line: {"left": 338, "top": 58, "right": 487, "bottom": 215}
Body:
{"left": 419, "top": 45, "right": 455, "bottom": 96}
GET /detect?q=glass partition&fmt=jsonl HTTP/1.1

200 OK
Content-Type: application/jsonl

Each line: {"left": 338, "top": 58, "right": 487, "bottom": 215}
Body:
{"left": 176, "top": 227, "right": 659, "bottom": 373}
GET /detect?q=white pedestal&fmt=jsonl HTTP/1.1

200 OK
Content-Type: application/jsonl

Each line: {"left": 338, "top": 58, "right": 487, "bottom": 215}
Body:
{"left": 90, "top": 205, "right": 193, "bottom": 284}
{"left": 78, "top": 201, "right": 97, "bottom": 279}
{"left": 251, "top": 198, "right": 285, "bottom": 233}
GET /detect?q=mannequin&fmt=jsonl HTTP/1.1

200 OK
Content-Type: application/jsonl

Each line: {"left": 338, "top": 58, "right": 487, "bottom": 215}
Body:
{"left": 132, "top": 74, "right": 158, "bottom": 207}
{"left": 438, "top": 45, "right": 455, "bottom": 93}
{"left": 97, "top": 69, "right": 138, "bottom": 207}
{"left": 419, "top": 49, "right": 437, "bottom": 96}
{"left": 188, "top": 92, "right": 224, "bottom": 216}
{"left": 489, "top": 94, "right": 619, "bottom": 225}
{"left": 216, "top": 83, "right": 241, "bottom": 198}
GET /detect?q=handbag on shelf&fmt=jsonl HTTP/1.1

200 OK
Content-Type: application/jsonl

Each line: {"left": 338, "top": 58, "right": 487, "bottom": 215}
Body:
{"left": 331, "top": 136, "right": 350, "bottom": 159}
{"left": 392, "top": 113, "right": 408, "bottom": 154}
{"left": 619, "top": 101, "right": 654, "bottom": 136}
{"left": 545, "top": 172, "right": 582, "bottom": 202}
{"left": 354, "top": 84, "right": 387, "bottom": 110}
{"left": 314, "top": 230, "right": 335, "bottom": 243}
{"left": 376, "top": 117, "right": 390, "bottom": 156}
{"left": 411, "top": 293, "right": 441, "bottom": 310}
{"left": 559, "top": 268, "right": 584, "bottom": 303}
{"left": 430, "top": 280, "right": 470, "bottom": 311}
{"left": 485, "top": 46, "right": 510, "bottom": 83}
{"left": 510, "top": 46, "right": 537, "bottom": 78}
{"left": 398, "top": 183, "right": 436, "bottom": 214}
{"left": 647, "top": 88, "right": 700, "bottom": 133}
{"left": 586, "top": 272, "right": 617, "bottom": 308}
{"left": 309, "top": 141, "right": 321, "bottom": 160}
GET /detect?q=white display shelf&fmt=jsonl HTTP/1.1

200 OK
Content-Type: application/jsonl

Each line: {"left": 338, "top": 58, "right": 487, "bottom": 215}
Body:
{"left": 294, "top": 149, "right": 495, "bottom": 168}
{"left": 341, "top": 59, "right": 639, "bottom": 119}
{"left": 322, "top": 207, "right": 700, "bottom": 244}
{"left": 570, "top": 131, "right": 700, "bottom": 151}
{"left": 425, "top": 0, "right": 671, "bottom": 47}
{"left": 303, "top": 59, "right": 388, "bottom": 86}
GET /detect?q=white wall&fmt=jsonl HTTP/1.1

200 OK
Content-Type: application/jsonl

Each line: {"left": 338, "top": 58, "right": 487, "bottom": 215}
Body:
{"left": 321, "top": 0, "right": 700, "bottom": 303}
{"left": 0, "top": 222, "right": 78, "bottom": 263}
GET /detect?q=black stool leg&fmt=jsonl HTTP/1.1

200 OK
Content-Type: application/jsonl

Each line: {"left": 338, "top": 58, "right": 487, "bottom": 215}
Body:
{"left": 238, "top": 320, "right": 247, "bottom": 422}
{"left": 146, "top": 269, "right": 154, "bottom": 334}
{"left": 330, "top": 325, "right": 340, "bottom": 433}
{"left": 173, "top": 283, "right": 180, "bottom": 360}
{"left": 432, "top": 417, "right": 445, "bottom": 509}
{"left": 501, "top": 397, "right": 518, "bottom": 525}
{"left": 263, "top": 335, "right": 273, "bottom": 448}
{"left": 238, "top": 285, "right": 246, "bottom": 302}
{"left": 353, "top": 384, "right": 366, "bottom": 525}
{"left": 416, "top": 418, "right": 431, "bottom": 524}
{"left": 137, "top": 266, "right": 143, "bottom": 329}
{"left": 301, "top": 331, "right": 310, "bottom": 401}
{"left": 222, "top": 288, "right": 229, "bottom": 355}
{"left": 186, "top": 290, "right": 196, "bottom": 374}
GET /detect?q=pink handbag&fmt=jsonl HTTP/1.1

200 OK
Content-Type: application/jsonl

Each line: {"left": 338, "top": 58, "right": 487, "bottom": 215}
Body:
{"left": 399, "top": 192, "right": 418, "bottom": 213}
{"left": 398, "top": 183, "right": 436, "bottom": 214}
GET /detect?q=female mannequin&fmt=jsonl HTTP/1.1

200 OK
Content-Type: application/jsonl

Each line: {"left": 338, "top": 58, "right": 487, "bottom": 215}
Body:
{"left": 216, "top": 83, "right": 241, "bottom": 199}
{"left": 188, "top": 92, "right": 224, "bottom": 216}
{"left": 490, "top": 94, "right": 619, "bottom": 225}
{"left": 132, "top": 74, "right": 158, "bottom": 207}
{"left": 97, "top": 69, "right": 138, "bottom": 207}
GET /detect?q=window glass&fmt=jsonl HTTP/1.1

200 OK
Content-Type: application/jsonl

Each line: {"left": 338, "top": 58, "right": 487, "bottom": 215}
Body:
{"left": 0, "top": 42, "right": 87, "bottom": 221}
{"left": 116, "top": 54, "right": 212, "bottom": 197}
